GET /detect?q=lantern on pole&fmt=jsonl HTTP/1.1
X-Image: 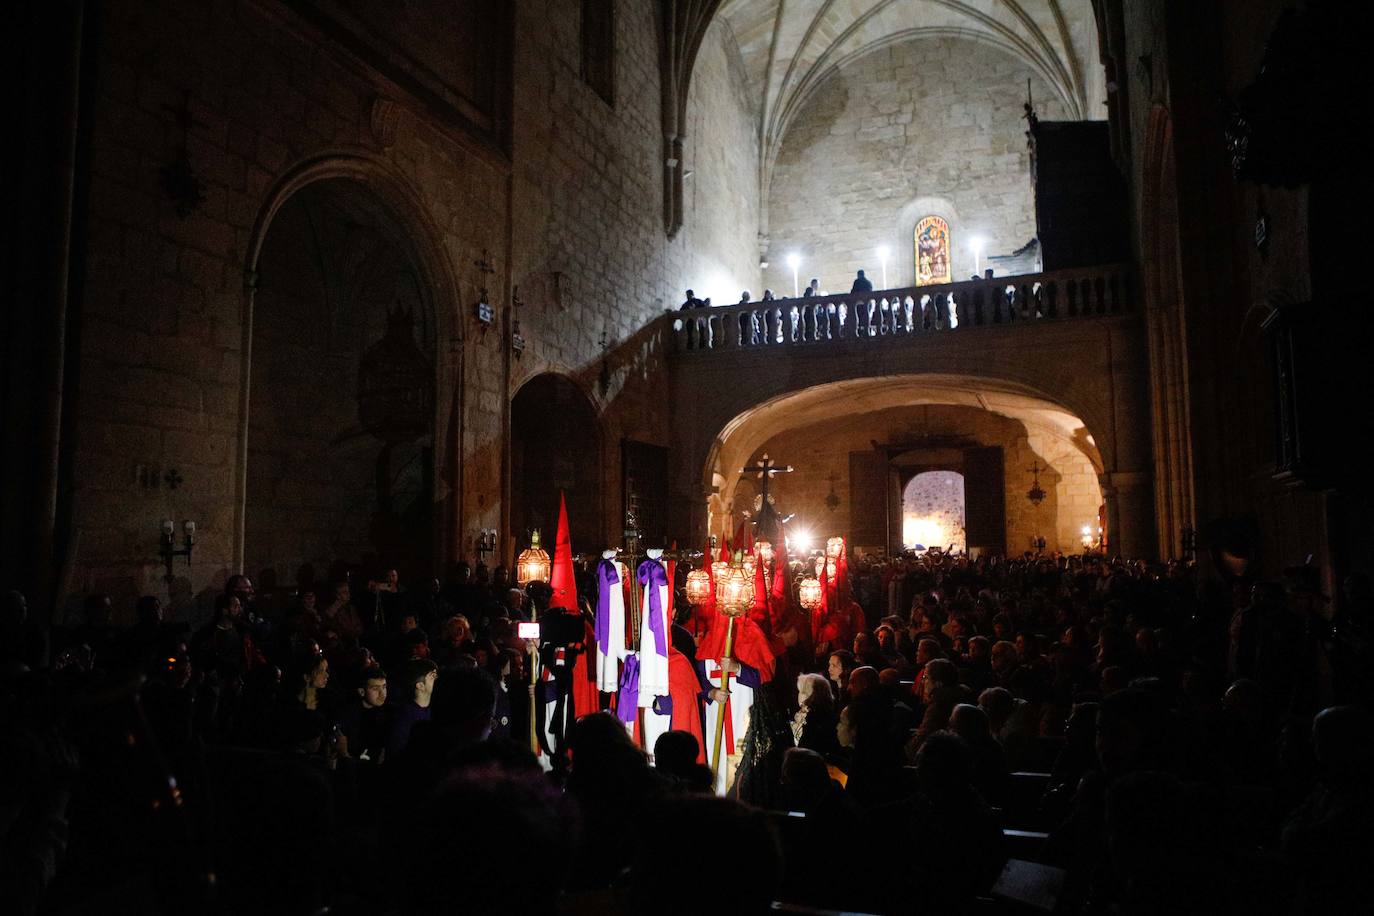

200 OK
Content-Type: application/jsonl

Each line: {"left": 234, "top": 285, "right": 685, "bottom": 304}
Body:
{"left": 516, "top": 529, "right": 551, "bottom": 585}
{"left": 715, "top": 560, "right": 755, "bottom": 616}
{"left": 685, "top": 566, "right": 713, "bottom": 606}
{"left": 709, "top": 551, "right": 755, "bottom": 782}
{"left": 798, "top": 576, "right": 823, "bottom": 610}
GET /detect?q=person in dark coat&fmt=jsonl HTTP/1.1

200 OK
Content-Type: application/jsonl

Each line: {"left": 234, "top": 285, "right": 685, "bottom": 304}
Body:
{"left": 791, "top": 672, "right": 840, "bottom": 757}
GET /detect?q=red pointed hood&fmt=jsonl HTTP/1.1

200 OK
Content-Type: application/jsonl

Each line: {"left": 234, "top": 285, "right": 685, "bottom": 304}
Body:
{"left": 772, "top": 527, "right": 790, "bottom": 603}
{"left": 549, "top": 492, "right": 578, "bottom": 612}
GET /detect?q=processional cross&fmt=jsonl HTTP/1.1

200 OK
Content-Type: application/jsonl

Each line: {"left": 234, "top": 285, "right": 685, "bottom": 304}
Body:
{"left": 741, "top": 454, "right": 794, "bottom": 518}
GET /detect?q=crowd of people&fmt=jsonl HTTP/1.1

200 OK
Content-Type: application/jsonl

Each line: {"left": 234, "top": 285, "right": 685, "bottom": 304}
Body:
{"left": 2, "top": 546, "right": 1372, "bottom": 914}
{"left": 677, "top": 268, "right": 879, "bottom": 313}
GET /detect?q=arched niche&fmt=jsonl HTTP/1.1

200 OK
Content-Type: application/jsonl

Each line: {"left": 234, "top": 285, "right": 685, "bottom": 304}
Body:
{"left": 510, "top": 374, "right": 602, "bottom": 555}
{"left": 245, "top": 177, "right": 444, "bottom": 588}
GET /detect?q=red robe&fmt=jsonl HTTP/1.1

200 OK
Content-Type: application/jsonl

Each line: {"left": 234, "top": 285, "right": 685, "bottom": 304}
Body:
{"left": 697, "top": 609, "right": 776, "bottom": 684}
{"left": 571, "top": 617, "right": 600, "bottom": 719}
{"left": 695, "top": 540, "right": 776, "bottom": 682}
{"left": 811, "top": 540, "right": 866, "bottom": 656}
{"left": 668, "top": 646, "right": 707, "bottom": 763}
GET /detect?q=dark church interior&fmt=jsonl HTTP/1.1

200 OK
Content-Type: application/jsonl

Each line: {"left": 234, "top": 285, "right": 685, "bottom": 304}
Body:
{"left": 4, "top": 1, "right": 1373, "bottom": 913}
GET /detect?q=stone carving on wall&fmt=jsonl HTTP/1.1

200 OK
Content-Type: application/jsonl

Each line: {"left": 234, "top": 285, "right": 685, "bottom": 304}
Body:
{"left": 286, "top": 0, "right": 511, "bottom": 146}
{"left": 357, "top": 305, "right": 436, "bottom": 570}
{"left": 369, "top": 97, "right": 402, "bottom": 150}
{"left": 358, "top": 306, "right": 434, "bottom": 444}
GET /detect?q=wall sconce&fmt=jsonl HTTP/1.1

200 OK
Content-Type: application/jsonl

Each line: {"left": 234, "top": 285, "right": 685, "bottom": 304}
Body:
{"left": 1026, "top": 461, "right": 1047, "bottom": 506}
{"left": 476, "top": 528, "right": 497, "bottom": 563}
{"left": 510, "top": 286, "right": 525, "bottom": 357}
{"left": 474, "top": 249, "right": 495, "bottom": 328}
{"left": 160, "top": 519, "right": 195, "bottom": 583}
{"left": 825, "top": 470, "right": 841, "bottom": 512}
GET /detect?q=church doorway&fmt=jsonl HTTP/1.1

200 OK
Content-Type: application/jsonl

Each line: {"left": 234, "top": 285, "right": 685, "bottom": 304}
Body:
{"left": 244, "top": 178, "right": 440, "bottom": 589}
{"left": 901, "top": 470, "right": 966, "bottom": 552}
{"left": 701, "top": 376, "right": 1105, "bottom": 558}
{"left": 510, "top": 374, "right": 601, "bottom": 555}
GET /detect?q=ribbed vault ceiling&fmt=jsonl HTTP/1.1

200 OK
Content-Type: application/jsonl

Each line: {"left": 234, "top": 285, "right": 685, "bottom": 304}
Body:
{"left": 717, "top": 0, "right": 1104, "bottom": 185}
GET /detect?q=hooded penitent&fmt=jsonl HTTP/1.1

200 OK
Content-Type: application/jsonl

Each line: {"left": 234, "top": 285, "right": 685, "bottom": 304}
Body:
{"left": 636, "top": 549, "right": 672, "bottom": 705}
{"left": 594, "top": 549, "right": 626, "bottom": 694}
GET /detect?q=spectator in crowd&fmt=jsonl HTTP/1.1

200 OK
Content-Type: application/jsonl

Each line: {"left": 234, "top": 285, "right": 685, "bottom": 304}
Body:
{"left": 791, "top": 672, "right": 839, "bottom": 757}
{"left": 337, "top": 666, "right": 391, "bottom": 764}
{"left": 826, "top": 649, "right": 855, "bottom": 705}
{"left": 10, "top": 537, "right": 1372, "bottom": 916}
{"left": 386, "top": 657, "right": 438, "bottom": 758}
{"left": 653, "top": 730, "right": 713, "bottom": 792}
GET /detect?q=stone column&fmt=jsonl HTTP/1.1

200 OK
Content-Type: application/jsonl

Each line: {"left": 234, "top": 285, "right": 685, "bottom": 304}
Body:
{"left": 1, "top": 0, "right": 87, "bottom": 621}
{"left": 1102, "top": 470, "right": 1155, "bottom": 560}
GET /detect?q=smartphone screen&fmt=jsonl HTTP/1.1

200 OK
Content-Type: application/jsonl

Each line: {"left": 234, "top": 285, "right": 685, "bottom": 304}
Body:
{"left": 517, "top": 622, "right": 540, "bottom": 639}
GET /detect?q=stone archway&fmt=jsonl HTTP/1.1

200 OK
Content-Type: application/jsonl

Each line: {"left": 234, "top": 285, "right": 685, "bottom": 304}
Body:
{"left": 510, "top": 374, "right": 602, "bottom": 556}
{"left": 236, "top": 153, "right": 463, "bottom": 583}
{"left": 702, "top": 385, "right": 1105, "bottom": 558}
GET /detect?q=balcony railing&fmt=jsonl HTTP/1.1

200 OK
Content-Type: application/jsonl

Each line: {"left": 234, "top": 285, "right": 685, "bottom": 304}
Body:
{"left": 672, "top": 263, "right": 1132, "bottom": 352}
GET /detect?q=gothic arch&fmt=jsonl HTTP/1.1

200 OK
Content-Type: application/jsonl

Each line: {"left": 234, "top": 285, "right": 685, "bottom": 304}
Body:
{"left": 510, "top": 373, "right": 605, "bottom": 556}
{"left": 234, "top": 150, "right": 464, "bottom": 574}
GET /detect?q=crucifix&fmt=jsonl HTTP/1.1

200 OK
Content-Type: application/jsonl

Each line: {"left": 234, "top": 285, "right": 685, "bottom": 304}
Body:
{"left": 740, "top": 454, "right": 794, "bottom": 538}
{"left": 741, "top": 454, "right": 793, "bottom": 511}
{"left": 474, "top": 249, "right": 495, "bottom": 292}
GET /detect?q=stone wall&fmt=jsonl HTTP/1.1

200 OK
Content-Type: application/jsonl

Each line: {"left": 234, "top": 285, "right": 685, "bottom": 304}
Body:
{"left": 730, "top": 404, "right": 1102, "bottom": 555}
{"left": 509, "top": 6, "right": 760, "bottom": 547}
{"left": 763, "top": 36, "right": 1069, "bottom": 296}
{"left": 73, "top": 0, "right": 513, "bottom": 620}
{"left": 68, "top": 0, "right": 762, "bottom": 620}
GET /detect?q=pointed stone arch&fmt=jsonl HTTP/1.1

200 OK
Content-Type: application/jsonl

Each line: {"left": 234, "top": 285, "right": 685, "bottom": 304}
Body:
{"left": 235, "top": 150, "right": 464, "bottom": 576}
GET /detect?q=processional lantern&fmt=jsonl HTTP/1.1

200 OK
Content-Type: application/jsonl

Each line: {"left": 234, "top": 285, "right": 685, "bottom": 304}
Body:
{"left": 714, "top": 554, "right": 755, "bottom": 617}
{"left": 709, "top": 551, "right": 755, "bottom": 780}
{"left": 516, "top": 529, "right": 551, "bottom": 585}
{"left": 685, "top": 567, "right": 713, "bottom": 606}
{"left": 797, "top": 576, "right": 823, "bottom": 610}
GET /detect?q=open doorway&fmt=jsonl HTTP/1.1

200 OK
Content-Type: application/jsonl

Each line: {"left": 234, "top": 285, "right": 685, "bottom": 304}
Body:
{"left": 901, "top": 470, "right": 966, "bottom": 552}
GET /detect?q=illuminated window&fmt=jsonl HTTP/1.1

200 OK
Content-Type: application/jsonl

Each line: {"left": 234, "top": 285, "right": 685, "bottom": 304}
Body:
{"left": 914, "top": 216, "right": 952, "bottom": 286}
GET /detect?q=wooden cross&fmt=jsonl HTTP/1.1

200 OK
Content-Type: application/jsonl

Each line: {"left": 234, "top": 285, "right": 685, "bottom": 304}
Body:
{"left": 741, "top": 454, "right": 793, "bottom": 521}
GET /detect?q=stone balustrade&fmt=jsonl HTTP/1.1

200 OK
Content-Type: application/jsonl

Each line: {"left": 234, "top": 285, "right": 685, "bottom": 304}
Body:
{"left": 671, "top": 263, "right": 1132, "bottom": 352}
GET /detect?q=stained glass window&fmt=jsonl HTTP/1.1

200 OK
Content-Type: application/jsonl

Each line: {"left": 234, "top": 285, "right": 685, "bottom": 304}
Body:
{"left": 914, "top": 215, "right": 952, "bottom": 286}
